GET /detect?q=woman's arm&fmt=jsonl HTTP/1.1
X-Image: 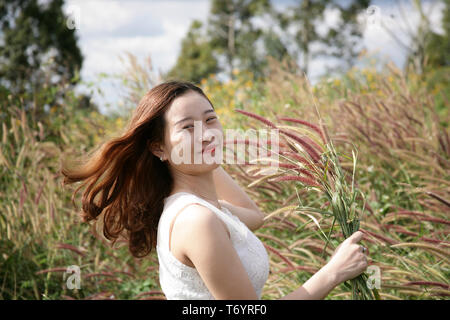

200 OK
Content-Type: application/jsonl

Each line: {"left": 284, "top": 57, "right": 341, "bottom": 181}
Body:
{"left": 280, "top": 231, "right": 368, "bottom": 299}
{"left": 175, "top": 203, "right": 368, "bottom": 300}
{"left": 279, "top": 264, "right": 339, "bottom": 299}
{"left": 212, "top": 166, "right": 265, "bottom": 230}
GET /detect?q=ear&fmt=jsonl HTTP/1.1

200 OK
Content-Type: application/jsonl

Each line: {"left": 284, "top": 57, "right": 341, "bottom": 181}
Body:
{"left": 148, "top": 141, "right": 165, "bottom": 160}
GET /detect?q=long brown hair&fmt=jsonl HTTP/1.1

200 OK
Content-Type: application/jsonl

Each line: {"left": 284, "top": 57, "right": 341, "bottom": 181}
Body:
{"left": 61, "top": 80, "right": 214, "bottom": 258}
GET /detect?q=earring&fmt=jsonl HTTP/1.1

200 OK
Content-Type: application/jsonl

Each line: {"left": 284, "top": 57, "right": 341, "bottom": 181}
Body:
{"left": 160, "top": 156, "right": 163, "bottom": 161}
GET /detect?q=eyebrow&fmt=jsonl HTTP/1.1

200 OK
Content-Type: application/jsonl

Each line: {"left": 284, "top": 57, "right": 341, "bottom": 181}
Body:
{"left": 174, "top": 109, "right": 215, "bottom": 126}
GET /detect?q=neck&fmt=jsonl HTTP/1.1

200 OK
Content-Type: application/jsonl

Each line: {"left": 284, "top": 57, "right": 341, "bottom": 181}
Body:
{"left": 170, "top": 168, "right": 221, "bottom": 208}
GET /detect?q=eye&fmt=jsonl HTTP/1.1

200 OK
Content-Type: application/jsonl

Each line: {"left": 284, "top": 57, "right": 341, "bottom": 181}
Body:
{"left": 183, "top": 117, "right": 216, "bottom": 130}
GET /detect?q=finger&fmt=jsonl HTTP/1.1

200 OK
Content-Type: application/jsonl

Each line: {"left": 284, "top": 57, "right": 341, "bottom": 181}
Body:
{"left": 359, "top": 244, "right": 369, "bottom": 256}
{"left": 348, "top": 231, "right": 364, "bottom": 243}
{"left": 359, "top": 228, "right": 368, "bottom": 235}
{"left": 359, "top": 229, "right": 370, "bottom": 241}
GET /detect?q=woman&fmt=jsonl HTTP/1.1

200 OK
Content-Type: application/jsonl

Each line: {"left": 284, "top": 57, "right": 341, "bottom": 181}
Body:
{"left": 61, "top": 80, "right": 369, "bottom": 300}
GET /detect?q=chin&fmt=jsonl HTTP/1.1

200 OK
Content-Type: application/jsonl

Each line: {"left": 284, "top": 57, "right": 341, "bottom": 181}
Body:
{"left": 192, "top": 161, "right": 221, "bottom": 173}
{"left": 206, "top": 162, "right": 221, "bottom": 170}
{"left": 172, "top": 159, "right": 221, "bottom": 175}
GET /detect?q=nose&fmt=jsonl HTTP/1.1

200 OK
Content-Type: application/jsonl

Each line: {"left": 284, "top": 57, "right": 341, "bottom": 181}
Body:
{"left": 196, "top": 123, "right": 214, "bottom": 143}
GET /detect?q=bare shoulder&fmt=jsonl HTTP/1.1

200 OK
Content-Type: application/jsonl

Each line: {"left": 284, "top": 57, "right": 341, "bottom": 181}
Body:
{"left": 172, "top": 204, "right": 230, "bottom": 237}
{"left": 170, "top": 203, "right": 231, "bottom": 268}
{"left": 170, "top": 204, "right": 231, "bottom": 255}
{"left": 174, "top": 203, "right": 220, "bottom": 223}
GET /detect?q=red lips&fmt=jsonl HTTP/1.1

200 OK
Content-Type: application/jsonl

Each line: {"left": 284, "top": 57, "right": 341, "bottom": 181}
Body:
{"left": 202, "top": 144, "right": 218, "bottom": 153}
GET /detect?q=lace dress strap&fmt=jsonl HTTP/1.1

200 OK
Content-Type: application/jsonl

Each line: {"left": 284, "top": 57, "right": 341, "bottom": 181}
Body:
{"left": 168, "top": 202, "right": 232, "bottom": 252}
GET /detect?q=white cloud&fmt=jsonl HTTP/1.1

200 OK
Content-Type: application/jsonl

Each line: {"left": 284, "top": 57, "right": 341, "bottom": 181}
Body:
{"left": 315, "top": 7, "right": 342, "bottom": 38}
{"left": 79, "top": 1, "right": 135, "bottom": 34}
{"left": 360, "top": 0, "right": 445, "bottom": 68}
{"left": 64, "top": 0, "right": 210, "bottom": 114}
{"left": 66, "top": 0, "right": 210, "bottom": 74}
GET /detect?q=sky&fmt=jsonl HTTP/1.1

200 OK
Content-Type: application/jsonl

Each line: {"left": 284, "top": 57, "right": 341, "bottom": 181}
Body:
{"left": 62, "top": 0, "right": 445, "bottom": 115}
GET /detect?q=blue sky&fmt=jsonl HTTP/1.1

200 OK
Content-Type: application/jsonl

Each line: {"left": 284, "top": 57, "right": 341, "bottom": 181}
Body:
{"left": 63, "top": 0, "right": 445, "bottom": 115}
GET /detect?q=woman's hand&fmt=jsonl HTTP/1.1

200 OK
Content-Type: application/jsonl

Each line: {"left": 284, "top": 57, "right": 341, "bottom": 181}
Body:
{"left": 325, "top": 231, "right": 369, "bottom": 284}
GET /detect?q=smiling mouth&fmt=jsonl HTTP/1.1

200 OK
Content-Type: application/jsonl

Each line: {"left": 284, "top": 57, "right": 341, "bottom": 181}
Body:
{"left": 202, "top": 145, "right": 218, "bottom": 153}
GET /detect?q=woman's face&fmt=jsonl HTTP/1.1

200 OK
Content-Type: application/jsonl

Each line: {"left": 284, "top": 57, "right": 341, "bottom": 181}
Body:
{"left": 160, "top": 90, "right": 223, "bottom": 174}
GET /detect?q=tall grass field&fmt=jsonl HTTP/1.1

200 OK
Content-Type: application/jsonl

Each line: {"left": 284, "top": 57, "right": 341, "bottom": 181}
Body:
{"left": 0, "top": 57, "right": 448, "bottom": 300}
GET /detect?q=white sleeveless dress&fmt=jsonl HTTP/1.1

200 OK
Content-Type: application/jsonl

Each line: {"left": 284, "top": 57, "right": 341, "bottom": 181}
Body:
{"left": 156, "top": 192, "right": 270, "bottom": 300}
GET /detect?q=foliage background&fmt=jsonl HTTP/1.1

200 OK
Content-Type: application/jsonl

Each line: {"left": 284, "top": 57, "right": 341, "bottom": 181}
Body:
{"left": 0, "top": 0, "right": 449, "bottom": 300}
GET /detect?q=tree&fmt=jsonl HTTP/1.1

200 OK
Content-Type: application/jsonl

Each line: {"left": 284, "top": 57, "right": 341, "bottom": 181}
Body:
{"left": 377, "top": 0, "right": 447, "bottom": 74}
{"left": 206, "top": 0, "right": 277, "bottom": 79}
{"left": 423, "top": 0, "right": 449, "bottom": 70}
{"left": 0, "top": 0, "right": 83, "bottom": 94}
{"left": 170, "top": 0, "right": 370, "bottom": 81}
{"left": 274, "top": 0, "right": 370, "bottom": 75}
{"left": 165, "top": 20, "right": 219, "bottom": 84}
{"left": 169, "top": 0, "right": 293, "bottom": 81}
